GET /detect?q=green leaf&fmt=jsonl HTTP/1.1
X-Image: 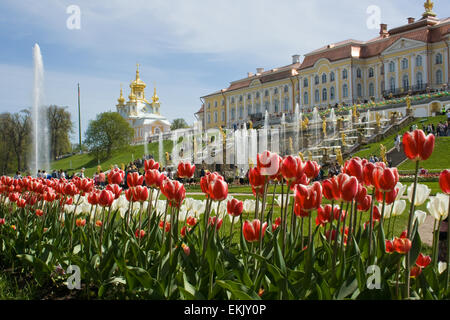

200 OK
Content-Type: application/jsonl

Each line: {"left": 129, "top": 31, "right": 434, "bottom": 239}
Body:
{"left": 336, "top": 277, "right": 358, "bottom": 300}
{"left": 409, "top": 229, "right": 422, "bottom": 268}
{"left": 216, "top": 280, "right": 261, "bottom": 300}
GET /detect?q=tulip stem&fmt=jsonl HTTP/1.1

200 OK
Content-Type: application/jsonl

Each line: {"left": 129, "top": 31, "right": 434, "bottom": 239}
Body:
{"left": 432, "top": 217, "right": 442, "bottom": 269}
{"left": 259, "top": 180, "right": 268, "bottom": 254}
{"left": 445, "top": 194, "right": 450, "bottom": 293}
{"left": 332, "top": 201, "right": 344, "bottom": 276}
{"left": 405, "top": 160, "right": 420, "bottom": 299}
{"left": 368, "top": 188, "right": 376, "bottom": 264}
{"left": 328, "top": 201, "right": 334, "bottom": 246}
{"left": 348, "top": 200, "right": 355, "bottom": 250}
{"left": 229, "top": 216, "right": 235, "bottom": 246}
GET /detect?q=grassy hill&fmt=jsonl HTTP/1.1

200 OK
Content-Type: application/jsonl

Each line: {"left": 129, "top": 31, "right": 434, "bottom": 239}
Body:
{"left": 398, "top": 136, "right": 450, "bottom": 170}
{"left": 51, "top": 140, "right": 173, "bottom": 178}
{"left": 352, "top": 115, "right": 447, "bottom": 160}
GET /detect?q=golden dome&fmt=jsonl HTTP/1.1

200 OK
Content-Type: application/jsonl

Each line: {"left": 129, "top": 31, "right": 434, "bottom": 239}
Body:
{"left": 117, "top": 86, "right": 125, "bottom": 104}
{"left": 152, "top": 87, "right": 159, "bottom": 103}
{"left": 130, "top": 63, "right": 146, "bottom": 88}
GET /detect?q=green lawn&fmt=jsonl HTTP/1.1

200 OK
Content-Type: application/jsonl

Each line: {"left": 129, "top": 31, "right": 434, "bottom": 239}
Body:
{"left": 398, "top": 137, "right": 450, "bottom": 170}
{"left": 51, "top": 140, "right": 173, "bottom": 178}
{"left": 352, "top": 115, "right": 447, "bottom": 160}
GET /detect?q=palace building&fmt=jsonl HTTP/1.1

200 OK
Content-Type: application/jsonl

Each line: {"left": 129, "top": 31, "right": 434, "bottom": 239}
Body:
{"left": 116, "top": 65, "right": 171, "bottom": 144}
{"left": 197, "top": 0, "right": 449, "bottom": 130}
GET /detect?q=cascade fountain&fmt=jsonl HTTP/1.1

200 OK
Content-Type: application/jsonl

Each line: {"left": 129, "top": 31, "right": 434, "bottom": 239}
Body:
{"left": 31, "top": 43, "right": 50, "bottom": 176}
{"left": 330, "top": 108, "right": 336, "bottom": 137}
{"left": 299, "top": 110, "right": 303, "bottom": 152}
{"left": 294, "top": 104, "right": 300, "bottom": 154}
{"left": 312, "top": 107, "right": 320, "bottom": 145}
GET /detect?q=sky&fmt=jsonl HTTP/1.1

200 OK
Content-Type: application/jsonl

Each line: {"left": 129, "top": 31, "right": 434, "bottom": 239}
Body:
{"left": 0, "top": 0, "right": 448, "bottom": 143}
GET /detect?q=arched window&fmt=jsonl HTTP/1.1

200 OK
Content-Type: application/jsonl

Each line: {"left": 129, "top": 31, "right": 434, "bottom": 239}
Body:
{"left": 315, "top": 75, "right": 319, "bottom": 85}
{"left": 369, "top": 83, "right": 375, "bottom": 97}
{"left": 303, "top": 78, "right": 308, "bottom": 87}
{"left": 369, "top": 67, "right": 374, "bottom": 78}
{"left": 436, "top": 69, "right": 443, "bottom": 84}
{"left": 416, "top": 72, "right": 423, "bottom": 88}
{"left": 274, "top": 100, "right": 279, "bottom": 113}
{"left": 214, "top": 111, "right": 218, "bottom": 123}
{"left": 389, "top": 61, "right": 395, "bottom": 73}
{"left": 239, "top": 106, "right": 243, "bottom": 118}
{"left": 264, "top": 90, "right": 269, "bottom": 97}
{"left": 322, "top": 88, "right": 327, "bottom": 101}
{"left": 342, "top": 69, "right": 348, "bottom": 79}
{"left": 274, "top": 88, "right": 278, "bottom": 94}
{"left": 239, "top": 95, "right": 243, "bottom": 102}
{"left": 416, "top": 55, "right": 422, "bottom": 67}
{"left": 343, "top": 84, "right": 348, "bottom": 98}
{"left": 284, "top": 97, "right": 289, "bottom": 111}
{"left": 207, "top": 113, "right": 211, "bottom": 124}
{"left": 247, "top": 94, "right": 251, "bottom": 100}
{"left": 214, "top": 101, "right": 218, "bottom": 108}
{"left": 284, "top": 85, "right": 289, "bottom": 93}
{"left": 356, "top": 68, "right": 362, "bottom": 78}
{"left": 256, "top": 92, "right": 260, "bottom": 98}
{"left": 207, "top": 102, "right": 211, "bottom": 109}
{"left": 390, "top": 77, "right": 395, "bottom": 91}
{"left": 330, "top": 87, "right": 335, "bottom": 100}
{"left": 264, "top": 100, "right": 269, "bottom": 111}
{"left": 231, "top": 97, "right": 235, "bottom": 104}
{"left": 315, "top": 89, "right": 320, "bottom": 102}
{"left": 247, "top": 105, "right": 252, "bottom": 115}
{"left": 304, "top": 92, "right": 308, "bottom": 105}
{"left": 221, "top": 110, "right": 225, "bottom": 121}
{"left": 231, "top": 108, "right": 235, "bottom": 120}
{"left": 436, "top": 53, "right": 443, "bottom": 65}
{"left": 322, "top": 73, "right": 327, "bottom": 83}
{"left": 357, "top": 84, "right": 362, "bottom": 97}
{"left": 401, "top": 58, "right": 408, "bottom": 70}
{"left": 330, "top": 72, "right": 335, "bottom": 82}
{"left": 402, "top": 74, "right": 409, "bottom": 89}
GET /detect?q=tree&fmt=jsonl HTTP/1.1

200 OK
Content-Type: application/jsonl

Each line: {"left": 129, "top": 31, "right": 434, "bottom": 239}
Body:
{"left": 46, "top": 105, "right": 74, "bottom": 160}
{"left": 171, "top": 118, "right": 189, "bottom": 130}
{"left": 84, "top": 112, "right": 133, "bottom": 161}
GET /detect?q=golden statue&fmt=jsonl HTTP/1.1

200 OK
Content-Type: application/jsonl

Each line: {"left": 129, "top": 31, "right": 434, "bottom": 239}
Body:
{"left": 308, "top": 151, "right": 313, "bottom": 161}
{"left": 248, "top": 158, "right": 254, "bottom": 168}
{"left": 301, "top": 117, "right": 309, "bottom": 130}
{"left": 406, "top": 95, "right": 411, "bottom": 110}
{"left": 341, "top": 132, "right": 347, "bottom": 146}
{"left": 248, "top": 120, "right": 253, "bottom": 129}
{"left": 375, "top": 112, "right": 381, "bottom": 127}
{"left": 335, "top": 147, "right": 344, "bottom": 166}
{"left": 380, "top": 144, "right": 387, "bottom": 164}
{"left": 352, "top": 104, "right": 357, "bottom": 118}
{"left": 121, "top": 163, "right": 125, "bottom": 171}
{"left": 322, "top": 117, "right": 327, "bottom": 137}
{"left": 298, "top": 152, "right": 305, "bottom": 161}
{"left": 218, "top": 127, "right": 227, "bottom": 144}
{"left": 423, "top": 0, "right": 436, "bottom": 17}
{"left": 289, "top": 137, "right": 294, "bottom": 154}
{"left": 165, "top": 152, "right": 170, "bottom": 163}
{"left": 97, "top": 165, "right": 102, "bottom": 174}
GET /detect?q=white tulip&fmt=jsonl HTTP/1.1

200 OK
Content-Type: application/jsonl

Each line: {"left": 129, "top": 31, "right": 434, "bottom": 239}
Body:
{"left": 275, "top": 195, "right": 283, "bottom": 207}
{"left": 407, "top": 183, "right": 431, "bottom": 206}
{"left": 413, "top": 210, "right": 427, "bottom": 226}
{"left": 392, "top": 200, "right": 406, "bottom": 217}
{"left": 438, "top": 262, "right": 447, "bottom": 274}
{"left": 427, "top": 193, "right": 449, "bottom": 221}
{"left": 395, "top": 182, "right": 407, "bottom": 200}
{"left": 378, "top": 203, "right": 391, "bottom": 219}
{"left": 243, "top": 199, "right": 256, "bottom": 213}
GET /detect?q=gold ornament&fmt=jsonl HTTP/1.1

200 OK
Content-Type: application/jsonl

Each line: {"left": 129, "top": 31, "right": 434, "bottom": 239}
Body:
{"left": 375, "top": 112, "right": 381, "bottom": 127}
{"left": 322, "top": 117, "right": 327, "bottom": 137}
{"left": 341, "top": 132, "right": 347, "bottom": 146}
{"left": 308, "top": 151, "right": 313, "bottom": 161}
{"left": 380, "top": 144, "right": 387, "bottom": 164}
{"left": 335, "top": 147, "right": 344, "bottom": 166}
{"left": 298, "top": 152, "right": 305, "bottom": 161}
{"left": 406, "top": 95, "right": 411, "bottom": 110}
{"left": 248, "top": 158, "right": 254, "bottom": 168}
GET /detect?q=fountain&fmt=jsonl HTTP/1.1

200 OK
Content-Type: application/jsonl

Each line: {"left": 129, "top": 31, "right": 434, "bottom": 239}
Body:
{"left": 31, "top": 44, "right": 50, "bottom": 176}
{"left": 329, "top": 108, "right": 336, "bottom": 137}
{"left": 158, "top": 131, "right": 163, "bottom": 166}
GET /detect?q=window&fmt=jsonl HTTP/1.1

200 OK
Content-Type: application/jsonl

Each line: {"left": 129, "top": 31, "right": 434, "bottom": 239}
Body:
{"left": 221, "top": 99, "right": 225, "bottom": 106}
{"left": 231, "top": 108, "right": 235, "bottom": 120}
{"left": 322, "top": 88, "right": 327, "bottom": 101}
{"left": 369, "top": 83, "right": 375, "bottom": 97}
{"left": 214, "top": 111, "right": 218, "bottom": 123}
{"left": 247, "top": 105, "right": 252, "bottom": 115}
{"left": 315, "top": 75, "right": 319, "bottom": 85}
{"left": 264, "top": 101, "right": 269, "bottom": 111}
{"left": 389, "top": 61, "right": 395, "bottom": 73}
{"left": 380, "top": 65, "right": 384, "bottom": 75}
{"left": 221, "top": 110, "right": 225, "bottom": 121}
{"left": 303, "top": 78, "right": 308, "bottom": 87}
{"left": 330, "top": 87, "right": 335, "bottom": 100}
{"left": 357, "top": 84, "right": 362, "bottom": 97}
{"left": 207, "top": 113, "right": 211, "bottom": 124}
{"left": 436, "top": 69, "right": 443, "bottom": 84}
{"left": 274, "top": 88, "right": 278, "bottom": 94}
{"left": 402, "top": 75, "right": 409, "bottom": 89}
{"left": 381, "top": 81, "right": 385, "bottom": 91}
{"left": 322, "top": 73, "right": 327, "bottom": 83}
{"left": 214, "top": 101, "right": 217, "bottom": 108}
{"left": 356, "top": 68, "right": 362, "bottom": 78}
{"left": 265, "top": 90, "right": 269, "bottom": 97}
{"left": 304, "top": 92, "right": 308, "bottom": 104}
{"left": 239, "top": 95, "right": 243, "bottom": 102}
{"left": 315, "top": 89, "right": 320, "bottom": 102}
{"left": 231, "top": 97, "right": 235, "bottom": 104}
{"left": 416, "top": 55, "right": 422, "bottom": 67}
{"left": 401, "top": 58, "right": 408, "bottom": 70}
{"left": 416, "top": 72, "right": 423, "bottom": 88}
{"left": 256, "top": 103, "right": 261, "bottom": 114}
{"left": 256, "top": 92, "right": 260, "bottom": 98}
{"left": 330, "top": 72, "right": 335, "bottom": 82}
{"left": 436, "top": 53, "right": 443, "bottom": 65}
{"left": 390, "top": 77, "right": 395, "bottom": 91}
{"left": 342, "top": 69, "right": 348, "bottom": 79}
{"left": 207, "top": 103, "right": 211, "bottom": 109}
{"left": 284, "top": 85, "right": 289, "bottom": 93}
{"left": 247, "top": 94, "right": 251, "bottom": 100}
{"left": 369, "top": 68, "right": 374, "bottom": 78}
{"left": 284, "top": 97, "right": 289, "bottom": 111}
{"left": 239, "top": 106, "right": 243, "bottom": 118}
{"left": 274, "top": 100, "right": 279, "bottom": 113}
{"left": 343, "top": 84, "right": 348, "bottom": 98}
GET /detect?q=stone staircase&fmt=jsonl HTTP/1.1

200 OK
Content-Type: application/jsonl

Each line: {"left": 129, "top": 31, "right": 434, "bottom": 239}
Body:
{"left": 387, "top": 143, "right": 407, "bottom": 167}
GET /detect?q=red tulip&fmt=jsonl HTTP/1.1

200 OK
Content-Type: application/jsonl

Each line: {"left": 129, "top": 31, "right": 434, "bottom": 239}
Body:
{"left": 243, "top": 219, "right": 267, "bottom": 242}
{"left": 127, "top": 172, "right": 144, "bottom": 188}
{"left": 363, "top": 162, "right": 376, "bottom": 187}
{"left": 416, "top": 253, "right": 431, "bottom": 268}
{"left": 304, "top": 160, "right": 320, "bottom": 179}
{"left": 98, "top": 189, "right": 114, "bottom": 207}
{"left": 208, "top": 178, "right": 228, "bottom": 201}
{"left": 161, "top": 178, "right": 186, "bottom": 208}
{"left": 177, "top": 161, "right": 196, "bottom": 179}
{"left": 16, "top": 198, "right": 27, "bottom": 208}
{"left": 159, "top": 220, "right": 171, "bottom": 232}
{"left": 338, "top": 173, "right": 359, "bottom": 202}
{"left": 95, "top": 220, "right": 102, "bottom": 227}
{"left": 294, "top": 201, "right": 310, "bottom": 217}
{"left": 280, "top": 156, "right": 299, "bottom": 182}
{"left": 181, "top": 243, "right": 190, "bottom": 256}
{"left": 131, "top": 186, "right": 149, "bottom": 202}
{"left": 227, "top": 198, "right": 243, "bottom": 217}
{"left": 357, "top": 195, "right": 372, "bottom": 212}
{"left": 106, "top": 184, "right": 122, "bottom": 199}
{"left": 272, "top": 217, "right": 281, "bottom": 232}
{"left": 372, "top": 166, "right": 398, "bottom": 192}
{"left": 257, "top": 151, "right": 281, "bottom": 177}
{"left": 208, "top": 216, "right": 223, "bottom": 230}
{"left": 393, "top": 237, "right": 412, "bottom": 254}
{"left": 316, "top": 205, "right": 332, "bottom": 226}
{"left": 76, "top": 218, "right": 86, "bottom": 227}
{"left": 343, "top": 158, "right": 364, "bottom": 182}
{"left": 248, "top": 167, "right": 265, "bottom": 190}
{"left": 186, "top": 215, "right": 197, "bottom": 227}
{"left": 294, "top": 181, "right": 322, "bottom": 212}
{"left": 0, "top": 218, "right": 5, "bottom": 225}
{"left": 135, "top": 229, "right": 146, "bottom": 238}
{"left": 87, "top": 191, "right": 100, "bottom": 206}
{"left": 76, "top": 178, "right": 94, "bottom": 194}
{"left": 35, "top": 209, "right": 44, "bottom": 217}
{"left": 410, "top": 266, "right": 422, "bottom": 278}
{"left": 323, "top": 176, "right": 340, "bottom": 201}
{"left": 108, "top": 168, "right": 125, "bottom": 185}
{"left": 200, "top": 172, "right": 223, "bottom": 197}
{"left": 376, "top": 187, "right": 398, "bottom": 204}
{"left": 144, "top": 159, "right": 159, "bottom": 171}
{"left": 8, "top": 192, "right": 19, "bottom": 203}
{"left": 43, "top": 190, "right": 56, "bottom": 202}
{"left": 385, "top": 240, "right": 394, "bottom": 253}
{"left": 373, "top": 206, "right": 381, "bottom": 221}
{"left": 144, "top": 169, "right": 163, "bottom": 189}
{"left": 63, "top": 183, "right": 79, "bottom": 197}
{"left": 403, "top": 129, "right": 435, "bottom": 161}
{"left": 439, "top": 169, "right": 450, "bottom": 194}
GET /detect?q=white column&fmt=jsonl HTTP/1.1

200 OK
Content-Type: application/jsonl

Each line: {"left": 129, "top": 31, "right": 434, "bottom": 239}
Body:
{"left": 423, "top": 52, "right": 428, "bottom": 87}
{"left": 336, "top": 68, "right": 340, "bottom": 103}
{"left": 299, "top": 77, "right": 303, "bottom": 109}
{"left": 410, "top": 54, "right": 415, "bottom": 90}
{"left": 269, "top": 88, "right": 273, "bottom": 113}
{"left": 375, "top": 64, "right": 379, "bottom": 99}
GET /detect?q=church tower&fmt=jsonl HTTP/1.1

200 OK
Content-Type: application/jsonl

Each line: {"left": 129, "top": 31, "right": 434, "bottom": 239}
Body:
{"left": 151, "top": 87, "right": 161, "bottom": 115}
